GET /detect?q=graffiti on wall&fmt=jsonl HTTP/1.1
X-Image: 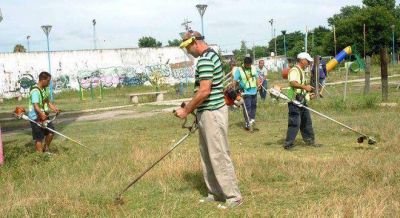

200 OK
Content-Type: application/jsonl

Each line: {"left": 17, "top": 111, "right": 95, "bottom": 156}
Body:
{"left": 1, "top": 61, "right": 195, "bottom": 98}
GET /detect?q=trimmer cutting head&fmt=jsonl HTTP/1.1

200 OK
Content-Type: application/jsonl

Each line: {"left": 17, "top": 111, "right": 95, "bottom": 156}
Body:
{"left": 357, "top": 136, "right": 377, "bottom": 145}
{"left": 114, "top": 195, "right": 125, "bottom": 205}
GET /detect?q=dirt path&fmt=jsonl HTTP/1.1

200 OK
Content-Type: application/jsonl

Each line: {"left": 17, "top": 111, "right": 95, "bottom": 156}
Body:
{"left": 1, "top": 98, "right": 190, "bottom": 135}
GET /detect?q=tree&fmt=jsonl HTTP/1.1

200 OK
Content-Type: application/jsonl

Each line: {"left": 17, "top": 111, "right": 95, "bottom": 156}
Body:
{"left": 232, "top": 41, "right": 250, "bottom": 65}
{"left": 13, "top": 44, "right": 26, "bottom": 53}
{"left": 253, "top": 46, "right": 268, "bottom": 59}
{"left": 327, "top": 1, "right": 399, "bottom": 101}
{"left": 167, "top": 39, "right": 181, "bottom": 47}
{"left": 138, "top": 36, "right": 162, "bottom": 48}
{"left": 267, "top": 31, "right": 306, "bottom": 58}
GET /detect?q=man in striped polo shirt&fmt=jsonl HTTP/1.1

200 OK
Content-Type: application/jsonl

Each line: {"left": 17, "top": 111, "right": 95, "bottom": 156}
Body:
{"left": 175, "top": 31, "right": 242, "bottom": 209}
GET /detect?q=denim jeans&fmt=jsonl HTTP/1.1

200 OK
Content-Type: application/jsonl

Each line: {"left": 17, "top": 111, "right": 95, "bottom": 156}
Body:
{"left": 242, "top": 94, "right": 257, "bottom": 124}
{"left": 259, "top": 80, "right": 268, "bottom": 100}
{"left": 284, "top": 102, "right": 315, "bottom": 147}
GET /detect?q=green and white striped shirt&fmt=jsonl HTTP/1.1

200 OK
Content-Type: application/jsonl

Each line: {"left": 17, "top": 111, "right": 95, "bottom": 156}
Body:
{"left": 194, "top": 49, "right": 225, "bottom": 112}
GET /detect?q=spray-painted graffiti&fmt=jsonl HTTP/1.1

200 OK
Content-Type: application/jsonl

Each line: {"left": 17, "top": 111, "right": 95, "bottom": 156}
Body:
{"left": 1, "top": 62, "right": 195, "bottom": 98}
{"left": 76, "top": 63, "right": 195, "bottom": 90}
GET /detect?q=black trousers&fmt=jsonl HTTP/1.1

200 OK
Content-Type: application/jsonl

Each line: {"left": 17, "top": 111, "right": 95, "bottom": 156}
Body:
{"left": 285, "top": 102, "right": 315, "bottom": 147}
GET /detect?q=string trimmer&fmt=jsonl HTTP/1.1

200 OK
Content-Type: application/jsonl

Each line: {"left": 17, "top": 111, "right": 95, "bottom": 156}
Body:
{"left": 114, "top": 102, "right": 198, "bottom": 205}
{"left": 268, "top": 88, "right": 377, "bottom": 145}
{"left": 13, "top": 106, "right": 95, "bottom": 152}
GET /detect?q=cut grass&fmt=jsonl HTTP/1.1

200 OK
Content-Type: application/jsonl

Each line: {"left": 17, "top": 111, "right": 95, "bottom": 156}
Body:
{"left": 1, "top": 81, "right": 399, "bottom": 216}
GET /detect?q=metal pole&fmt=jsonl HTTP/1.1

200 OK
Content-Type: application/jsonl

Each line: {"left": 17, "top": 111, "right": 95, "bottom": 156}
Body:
{"left": 314, "top": 55, "right": 320, "bottom": 99}
{"left": 196, "top": 4, "right": 207, "bottom": 37}
{"left": 46, "top": 34, "right": 53, "bottom": 101}
{"left": 312, "top": 31, "right": 315, "bottom": 52}
{"left": 93, "top": 19, "right": 97, "bottom": 50}
{"left": 27, "top": 36, "right": 30, "bottom": 52}
{"left": 305, "top": 26, "right": 308, "bottom": 52}
{"left": 200, "top": 15, "right": 204, "bottom": 36}
{"left": 42, "top": 25, "right": 53, "bottom": 101}
{"left": 282, "top": 30, "right": 287, "bottom": 56}
{"left": 269, "top": 19, "right": 274, "bottom": 55}
{"left": 344, "top": 63, "right": 349, "bottom": 101}
{"left": 274, "top": 28, "right": 277, "bottom": 55}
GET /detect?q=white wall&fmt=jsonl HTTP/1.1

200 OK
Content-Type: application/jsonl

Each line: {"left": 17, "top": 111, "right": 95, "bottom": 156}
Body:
{"left": 0, "top": 46, "right": 213, "bottom": 98}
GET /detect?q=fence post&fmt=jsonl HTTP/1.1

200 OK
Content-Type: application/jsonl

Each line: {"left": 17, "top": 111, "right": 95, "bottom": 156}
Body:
{"left": 364, "top": 56, "right": 371, "bottom": 95}
{"left": 344, "top": 63, "right": 349, "bottom": 101}
{"left": 0, "top": 127, "right": 4, "bottom": 166}
{"left": 313, "top": 55, "right": 320, "bottom": 99}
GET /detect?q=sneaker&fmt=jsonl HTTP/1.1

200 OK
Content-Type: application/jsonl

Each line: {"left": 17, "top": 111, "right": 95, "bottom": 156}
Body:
{"left": 250, "top": 119, "right": 255, "bottom": 125}
{"left": 199, "top": 195, "right": 217, "bottom": 203}
{"left": 217, "top": 198, "right": 243, "bottom": 209}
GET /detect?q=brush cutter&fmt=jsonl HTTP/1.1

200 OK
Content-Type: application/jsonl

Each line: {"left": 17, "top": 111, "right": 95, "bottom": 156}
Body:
{"left": 224, "top": 77, "right": 255, "bottom": 131}
{"left": 13, "top": 106, "right": 95, "bottom": 152}
{"left": 114, "top": 102, "right": 198, "bottom": 205}
{"left": 268, "top": 88, "right": 377, "bottom": 145}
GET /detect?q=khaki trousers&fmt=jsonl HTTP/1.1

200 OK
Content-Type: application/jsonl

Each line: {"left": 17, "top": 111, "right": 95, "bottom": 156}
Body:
{"left": 197, "top": 106, "right": 241, "bottom": 200}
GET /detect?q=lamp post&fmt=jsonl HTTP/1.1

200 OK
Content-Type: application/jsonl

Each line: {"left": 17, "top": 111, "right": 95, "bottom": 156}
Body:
{"left": 26, "top": 35, "right": 30, "bottom": 52}
{"left": 41, "top": 25, "right": 53, "bottom": 101}
{"left": 268, "top": 19, "right": 277, "bottom": 56}
{"left": 391, "top": 25, "right": 395, "bottom": 65}
{"left": 195, "top": 4, "right": 207, "bottom": 37}
{"left": 305, "top": 25, "right": 308, "bottom": 52}
{"left": 93, "top": 19, "right": 97, "bottom": 49}
{"left": 281, "top": 30, "right": 287, "bottom": 56}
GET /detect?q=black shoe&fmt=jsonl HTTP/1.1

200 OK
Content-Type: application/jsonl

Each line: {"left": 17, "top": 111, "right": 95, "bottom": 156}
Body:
{"left": 284, "top": 144, "right": 295, "bottom": 150}
{"left": 305, "top": 141, "right": 322, "bottom": 147}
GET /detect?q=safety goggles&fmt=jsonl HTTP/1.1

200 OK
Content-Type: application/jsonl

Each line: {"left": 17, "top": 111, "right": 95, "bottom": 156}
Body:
{"left": 179, "top": 35, "right": 204, "bottom": 49}
{"left": 179, "top": 37, "right": 195, "bottom": 48}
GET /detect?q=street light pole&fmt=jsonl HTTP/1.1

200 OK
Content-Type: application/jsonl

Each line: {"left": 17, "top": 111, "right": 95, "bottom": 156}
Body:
{"left": 268, "top": 19, "right": 275, "bottom": 55}
{"left": 274, "top": 28, "right": 277, "bottom": 55}
{"left": 196, "top": 4, "right": 207, "bottom": 37}
{"left": 93, "top": 19, "right": 97, "bottom": 49}
{"left": 391, "top": 25, "right": 395, "bottom": 65}
{"left": 305, "top": 25, "right": 308, "bottom": 52}
{"left": 27, "top": 35, "right": 30, "bottom": 52}
{"left": 281, "top": 30, "right": 287, "bottom": 56}
{"left": 41, "top": 25, "right": 54, "bottom": 101}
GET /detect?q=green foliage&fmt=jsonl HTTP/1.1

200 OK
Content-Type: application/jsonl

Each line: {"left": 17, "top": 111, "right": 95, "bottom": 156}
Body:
{"left": 327, "top": 2, "right": 399, "bottom": 55}
{"left": 167, "top": 39, "right": 181, "bottom": 47}
{"left": 138, "top": 36, "right": 162, "bottom": 48}
{"left": 232, "top": 42, "right": 267, "bottom": 65}
{"left": 232, "top": 41, "right": 250, "bottom": 65}
{"left": 267, "top": 31, "right": 306, "bottom": 58}
{"left": 253, "top": 45, "right": 267, "bottom": 59}
{"left": 13, "top": 44, "right": 26, "bottom": 53}
{"left": 362, "top": 0, "right": 396, "bottom": 10}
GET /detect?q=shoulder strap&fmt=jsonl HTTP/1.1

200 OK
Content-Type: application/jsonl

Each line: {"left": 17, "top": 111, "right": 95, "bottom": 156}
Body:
{"left": 293, "top": 66, "right": 303, "bottom": 84}
{"left": 30, "top": 85, "right": 45, "bottom": 109}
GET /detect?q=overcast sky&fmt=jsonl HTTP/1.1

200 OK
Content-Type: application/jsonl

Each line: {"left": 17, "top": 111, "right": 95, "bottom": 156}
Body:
{"left": 1, "top": 0, "right": 395, "bottom": 53}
